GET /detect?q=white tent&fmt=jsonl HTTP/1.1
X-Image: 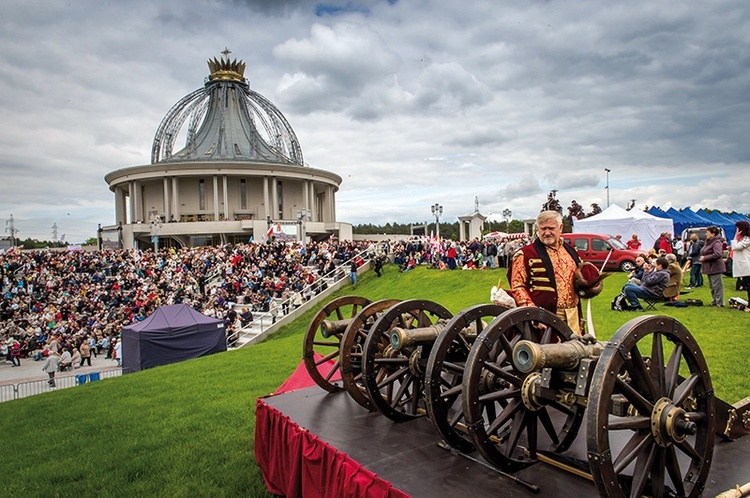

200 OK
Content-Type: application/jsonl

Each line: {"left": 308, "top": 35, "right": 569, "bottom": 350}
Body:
{"left": 572, "top": 204, "right": 673, "bottom": 251}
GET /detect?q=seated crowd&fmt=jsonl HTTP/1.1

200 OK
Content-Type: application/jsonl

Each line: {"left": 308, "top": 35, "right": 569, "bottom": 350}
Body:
{"left": 1, "top": 238, "right": 372, "bottom": 366}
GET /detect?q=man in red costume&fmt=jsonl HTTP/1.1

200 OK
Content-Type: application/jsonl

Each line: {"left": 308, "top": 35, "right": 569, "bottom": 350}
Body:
{"left": 508, "top": 210, "right": 584, "bottom": 335}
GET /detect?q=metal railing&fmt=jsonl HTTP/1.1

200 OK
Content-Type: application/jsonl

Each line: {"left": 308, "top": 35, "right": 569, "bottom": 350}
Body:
{"left": 226, "top": 247, "right": 378, "bottom": 348}
{"left": 0, "top": 369, "right": 126, "bottom": 403}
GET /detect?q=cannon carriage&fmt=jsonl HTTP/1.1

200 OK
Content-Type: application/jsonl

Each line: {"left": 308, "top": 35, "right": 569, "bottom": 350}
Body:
{"left": 302, "top": 296, "right": 724, "bottom": 498}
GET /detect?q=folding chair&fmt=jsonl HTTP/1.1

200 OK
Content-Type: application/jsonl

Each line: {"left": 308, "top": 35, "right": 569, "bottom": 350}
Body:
{"left": 643, "top": 296, "right": 660, "bottom": 311}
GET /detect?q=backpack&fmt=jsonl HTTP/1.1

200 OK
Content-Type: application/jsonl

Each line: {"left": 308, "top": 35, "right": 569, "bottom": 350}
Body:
{"left": 611, "top": 293, "right": 631, "bottom": 311}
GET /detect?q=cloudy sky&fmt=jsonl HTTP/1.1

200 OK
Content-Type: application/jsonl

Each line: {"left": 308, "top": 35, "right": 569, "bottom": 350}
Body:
{"left": 1, "top": 0, "right": 749, "bottom": 243}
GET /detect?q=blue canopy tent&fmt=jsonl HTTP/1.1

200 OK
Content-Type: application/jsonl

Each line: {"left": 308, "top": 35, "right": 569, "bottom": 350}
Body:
{"left": 680, "top": 207, "right": 714, "bottom": 227}
{"left": 696, "top": 209, "right": 736, "bottom": 240}
{"left": 121, "top": 303, "right": 226, "bottom": 372}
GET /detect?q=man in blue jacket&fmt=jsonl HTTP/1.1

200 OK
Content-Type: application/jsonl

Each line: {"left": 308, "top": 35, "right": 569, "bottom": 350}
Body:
{"left": 621, "top": 257, "right": 670, "bottom": 310}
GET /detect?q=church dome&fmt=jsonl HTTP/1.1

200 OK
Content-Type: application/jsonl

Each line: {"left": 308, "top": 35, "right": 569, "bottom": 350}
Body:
{"left": 151, "top": 50, "right": 304, "bottom": 166}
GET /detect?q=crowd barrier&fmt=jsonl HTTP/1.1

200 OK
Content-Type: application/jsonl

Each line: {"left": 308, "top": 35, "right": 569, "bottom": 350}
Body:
{"left": 0, "top": 368, "right": 126, "bottom": 403}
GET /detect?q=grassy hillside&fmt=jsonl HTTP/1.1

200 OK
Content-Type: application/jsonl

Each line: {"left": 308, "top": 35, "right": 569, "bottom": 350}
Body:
{"left": 1, "top": 263, "right": 747, "bottom": 497}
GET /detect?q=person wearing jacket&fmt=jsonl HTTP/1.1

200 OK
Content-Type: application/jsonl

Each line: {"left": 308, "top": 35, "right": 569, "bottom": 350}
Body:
{"left": 42, "top": 352, "right": 60, "bottom": 387}
{"left": 686, "top": 234, "right": 704, "bottom": 288}
{"left": 700, "top": 226, "right": 726, "bottom": 307}
{"left": 731, "top": 220, "right": 750, "bottom": 311}
{"left": 622, "top": 257, "right": 670, "bottom": 310}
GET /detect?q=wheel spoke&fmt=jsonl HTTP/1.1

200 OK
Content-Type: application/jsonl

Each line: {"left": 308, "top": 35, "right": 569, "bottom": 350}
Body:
{"left": 664, "top": 444, "right": 686, "bottom": 496}
{"left": 664, "top": 343, "right": 683, "bottom": 397}
{"left": 483, "top": 361, "right": 522, "bottom": 387}
{"left": 478, "top": 387, "right": 520, "bottom": 404}
{"left": 537, "top": 408, "right": 560, "bottom": 446}
{"left": 487, "top": 399, "right": 522, "bottom": 435}
{"left": 540, "top": 325, "right": 552, "bottom": 344}
{"left": 312, "top": 340, "right": 340, "bottom": 348}
{"left": 630, "top": 442, "right": 658, "bottom": 498}
{"left": 613, "top": 431, "right": 651, "bottom": 474}
{"left": 607, "top": 415, "right": 650, "bottom": 431}
{"left": 504, "top": 409, "right": 528, "bottom": 457}
{"left": 377, "top": 365, "right": 410, "bottom": 389}
{"left": 675, "top": 438, "right": 702, "bottom": 462}
{"left": 314, "top": 349, "right": 339, "bottom": 365}
{"left": 649, "top": 446, "right": 666, "bottom": 498}
{"left": 673, "top": 373, "right": 699, "bottom": 406}
{"left": 615, "top": 376, "right": 654, "bottom": 416}
{"left": 626, "top": 344, "right": 657, "bottom": 402}
{"left": 442, "top": 361, "right": 465, "bottom": 375}
{"left": 323, "top": 359, "right": 341, "bottom": 382}
{"left": 650, "top": 332, "right": 666, "bottom": 396}
{"left": 389, "top": 374, "right": 411, "bottom": 408}
{"left": 440, "top": 384, "right": 462, "bottom": 401}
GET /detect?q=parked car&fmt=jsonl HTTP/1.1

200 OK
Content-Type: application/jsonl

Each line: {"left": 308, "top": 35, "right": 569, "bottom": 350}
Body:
{"left": 562, "top": 233, "right": 641, "bottom": 272}
{"left": 681, "top": 226, "right": 726, "bottom": 242}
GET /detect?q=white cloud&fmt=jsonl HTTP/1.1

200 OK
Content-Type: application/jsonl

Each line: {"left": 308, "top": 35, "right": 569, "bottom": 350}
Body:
{"left": 1, "top": 0, "right": 749, "bottom": 242}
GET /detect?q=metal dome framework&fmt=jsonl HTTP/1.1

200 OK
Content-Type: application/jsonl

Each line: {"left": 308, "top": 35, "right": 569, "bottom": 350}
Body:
{"left": 151, "top": 75, "right": 304, "bottom": 166}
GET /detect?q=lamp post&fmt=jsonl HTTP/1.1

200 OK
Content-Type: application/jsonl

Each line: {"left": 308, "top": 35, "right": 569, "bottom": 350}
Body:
{"left": 502, "top": 208, "right": 512, "bottom": 231}
{"left": 431, "top": 203, "right": 443, "bottom": 239}
{"left": 5, "top": 214, "right": 19, "bottom": 247}
{"left": 149, "top": 215, "right": 163, "bottom": 252}
{"left": 604, "top": 168, "right": 611, "bottom": 207}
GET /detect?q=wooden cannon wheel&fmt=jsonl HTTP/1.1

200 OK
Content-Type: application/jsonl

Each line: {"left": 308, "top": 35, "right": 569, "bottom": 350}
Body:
{"left": 362, "top": 299, "right": 453, "bottom": 422}
{"left": 586, "top": 315, "right": 715, "bottom": 498}
{"left": 461, "top": 307, "right": 583, "bottom": 472}
{"left": 302, "top": 296, "right": 371, "bottom": 393}
{"left": 425, "top": 303, "right": 510, "bottom": 453}
{"left": 339, "top": 299, "right": 401, "bottom": 411}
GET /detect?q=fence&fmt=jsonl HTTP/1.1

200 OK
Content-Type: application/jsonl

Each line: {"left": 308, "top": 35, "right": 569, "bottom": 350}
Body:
{"left": 0, "top": 369, "right": 125, "bottom": 403}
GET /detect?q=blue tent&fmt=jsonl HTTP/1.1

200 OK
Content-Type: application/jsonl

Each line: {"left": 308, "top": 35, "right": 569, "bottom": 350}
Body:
{"left": 121, "top": 304, "right": 226, "bottom": 372}
{"left": 696, "top": 209, "right": 736, "bottom": 240}
{"left": 680, "top": 207, "right": 714, "bottom": 227}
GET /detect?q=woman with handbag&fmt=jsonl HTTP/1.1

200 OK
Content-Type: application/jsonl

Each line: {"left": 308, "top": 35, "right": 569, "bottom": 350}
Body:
{"left": 731, "top": 220, "right": 750, "bottom": 312}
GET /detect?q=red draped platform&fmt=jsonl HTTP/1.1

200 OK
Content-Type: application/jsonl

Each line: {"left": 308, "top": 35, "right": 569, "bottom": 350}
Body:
{"left": 255, "top": 361, "right": 750, "bottom": 498}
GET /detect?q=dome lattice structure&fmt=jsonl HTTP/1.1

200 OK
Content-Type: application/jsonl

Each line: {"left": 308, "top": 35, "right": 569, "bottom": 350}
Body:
{"left": 102, "top": 51, "right": 349, "bottom": 251}
{"left": 151, "top": 56, "right": 303, "bottom": 166}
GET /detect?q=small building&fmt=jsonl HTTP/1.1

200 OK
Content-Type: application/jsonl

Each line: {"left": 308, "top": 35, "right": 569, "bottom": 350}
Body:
{"left": 101, "top": 51, "right": 351, "bottom": 249}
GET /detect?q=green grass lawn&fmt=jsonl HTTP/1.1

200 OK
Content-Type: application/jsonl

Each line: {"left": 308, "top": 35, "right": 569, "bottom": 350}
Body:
{"left": 1, "top": 263, "right": 747, "bottom": 497}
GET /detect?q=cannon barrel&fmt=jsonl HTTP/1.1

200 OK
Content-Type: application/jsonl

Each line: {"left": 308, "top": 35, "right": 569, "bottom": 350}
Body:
{"left": 390, "top": 324, "right": 445, "bottom": 351}
{"left": 512, "top": 339, "right": 604, "bottom": 374}
{"left": 320, "top": 318, "right": 353, "bottom": 338}
{"left": 390, "top": 319, "right": 481, "bottom": 351}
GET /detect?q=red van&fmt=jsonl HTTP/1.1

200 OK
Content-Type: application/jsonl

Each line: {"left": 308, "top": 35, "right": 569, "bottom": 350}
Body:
{"left": 562, "top": 233, "right": 641, "bottom": 272}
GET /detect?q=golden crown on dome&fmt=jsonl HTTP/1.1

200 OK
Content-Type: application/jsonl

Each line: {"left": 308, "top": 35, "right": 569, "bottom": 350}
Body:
{"left": 207, "top": 48, "right": 246, "bottom": 81}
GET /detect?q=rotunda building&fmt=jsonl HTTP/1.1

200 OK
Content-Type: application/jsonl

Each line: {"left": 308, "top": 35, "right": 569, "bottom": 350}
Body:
{"left": 102, "top": 52, "right": 350, "bottom": 249}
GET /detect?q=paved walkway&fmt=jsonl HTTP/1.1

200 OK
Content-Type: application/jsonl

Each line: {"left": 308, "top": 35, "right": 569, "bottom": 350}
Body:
{"left": 0, "top": 355, "right": 121, "bottom": 386}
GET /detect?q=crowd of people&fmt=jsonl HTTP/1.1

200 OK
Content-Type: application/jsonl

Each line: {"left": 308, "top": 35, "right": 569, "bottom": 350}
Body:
{"left": 389, "top": 235, "right": 530, "bottom": 272}
{"left": 1, "top": 238, "right": 373, "bottom": 368}
{"left": 616, "top": 221, "right": 750, "bottom": 310}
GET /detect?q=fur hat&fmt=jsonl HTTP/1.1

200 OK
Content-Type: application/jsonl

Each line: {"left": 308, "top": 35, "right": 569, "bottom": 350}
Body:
{"left": 574, "top": 261, "right": 611, "bottom": 299}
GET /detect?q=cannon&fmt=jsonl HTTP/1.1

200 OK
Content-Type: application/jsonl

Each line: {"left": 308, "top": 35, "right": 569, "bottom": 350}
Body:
{"left": 304, "top": 297, "right": 721, "bottom": 497}
{"left": 462, "top": 310, "right": 715, "bottom": 498}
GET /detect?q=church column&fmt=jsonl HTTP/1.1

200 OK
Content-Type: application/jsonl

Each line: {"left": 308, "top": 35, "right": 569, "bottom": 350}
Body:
{"left": 171, "top": 177, "right": 179, "bottom": 222}
{"left": 127, "top": 182, "right": 134, "bottom": 224}
{"left": 263, "top": 176, "right": 270, "bottom": 220}
{"left": 213, "top": 175, "right": 219, "bottom": 221}
{"left": 303, "top": 180, "right": 309, "bottom": 214}
{"left": 222, "top": 175, "right": 229, "bottom": 221}
{"left": 271, "top": 176, "right": 278, "bottom": 219}
{"left": 114, "top": 187, "right": 124, "bottom": 225}
{"left": 163, "top": 178, "right": 170, "bottom": 222}
{"left": 309, "top": 182, "right": 316, "bottom": 221}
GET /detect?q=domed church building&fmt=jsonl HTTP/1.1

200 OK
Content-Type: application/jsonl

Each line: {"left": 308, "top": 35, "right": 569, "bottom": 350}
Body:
{"left": 101, "top": 50, "right": 350, "bottom": 250}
